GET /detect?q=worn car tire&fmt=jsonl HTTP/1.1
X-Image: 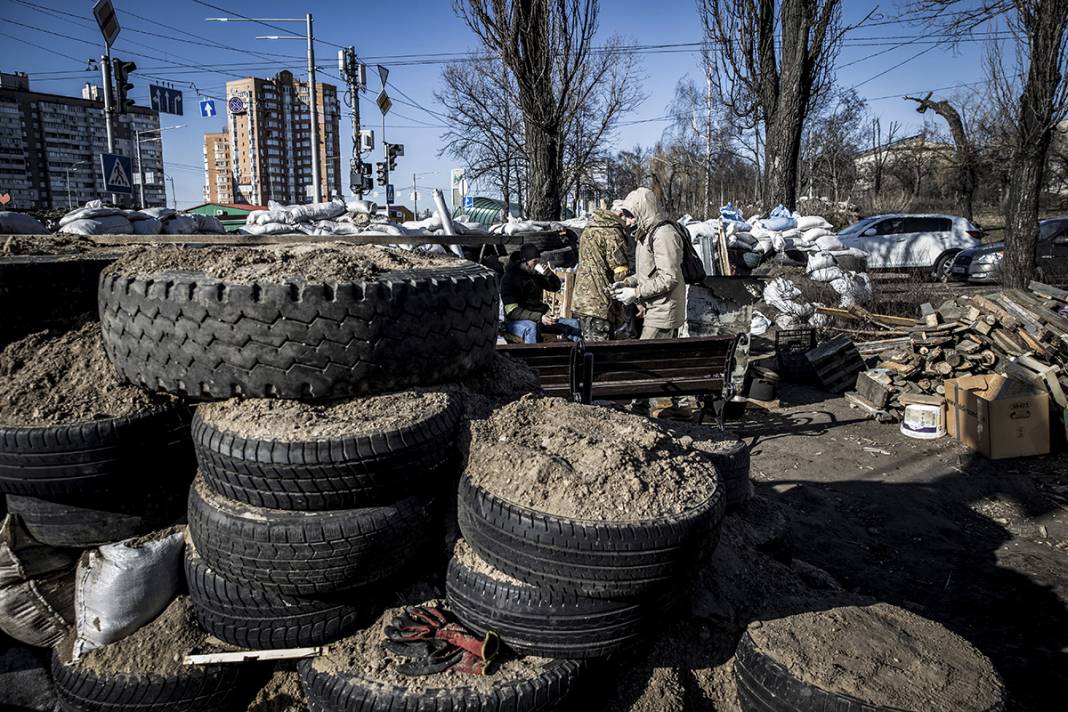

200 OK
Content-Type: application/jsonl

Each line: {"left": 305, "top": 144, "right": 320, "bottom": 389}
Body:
{"left": 733, "top": 629, "right": 1005, "bottom": 712}
{"left": 457, "top": 474, "right": 725, "bottom": 599}
{"left": 6, "top": 487, "right": 187, "bottom": 548}
{"left": 51, "top": 646, "right": 251, "bottom": 712}
{"left": 446, "top": 551, "right": 668, "bottom": 659}
{"left": 184, "top": 541, "right": 372, "bottom": 649}
{"left": 0, "top": 406, "right": 192, "bottom": 496}
{"left": 297, "top": 656, "right": 583, "bottom": 712}
{"left": 187, "top": 477, "right": 431, "bottom": 595}
{"left": 0, "top": 254, "right": 118, "bottom": 344}
{"left": 708, "top": 439, "right": 752, "bottom": 511}
{"left": 98, "top": 261, "right": 498, "bottom": 400}
{"left": 193, "top": 394, "right": 462, "bottom": 510}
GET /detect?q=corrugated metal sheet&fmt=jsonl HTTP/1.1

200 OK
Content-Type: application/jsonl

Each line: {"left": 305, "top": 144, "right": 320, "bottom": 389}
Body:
{"left": 454, "top": 197, "right": 574, "bottom": 227}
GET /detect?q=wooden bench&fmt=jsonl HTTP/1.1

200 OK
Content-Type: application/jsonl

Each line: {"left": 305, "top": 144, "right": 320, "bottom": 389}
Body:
{"left": 497, "top": 334, "right": 740, "bottom": 423}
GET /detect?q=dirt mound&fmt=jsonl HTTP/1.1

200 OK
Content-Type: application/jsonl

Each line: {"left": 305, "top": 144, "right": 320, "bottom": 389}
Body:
{"left": 68, "top": 596, "right": 206, "bottom": 675}
{"left": 109, "top": 244, "right": 460, "bottom": 283}
{"left": 1, "top": 234, "right": 120, "bottom": 256}
{"left": 198, "top": 390, "right": 453, "bottom": 440}
{"left": 452, "top": 538, "right": 530, "bottom": 588}
{"left": 463, "top": 396, "right": 719, "bottom": 521}
{"left": 313, "top": 601, "right": 552, "bottom": 693}
{"left": 450, "top": 353, "right": 542, "bottom": 420}
{"left": 747, "top": 603, "right": 1005, "bottom": 711}
{"left": 247, "top": 666, "right": 307, "bottom": 712}
{"left": 0, "top": 321, "right": 170, "bottom": 426}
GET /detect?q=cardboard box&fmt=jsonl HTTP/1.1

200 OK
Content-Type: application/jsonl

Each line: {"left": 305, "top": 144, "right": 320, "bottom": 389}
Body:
{"left": 944, "top": 374, "right": 1050, "bottom": 459}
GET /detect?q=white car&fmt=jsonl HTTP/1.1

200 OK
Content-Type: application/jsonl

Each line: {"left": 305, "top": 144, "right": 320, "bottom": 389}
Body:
{"left": 838, "top": 214, "right": 983, "bottom": 279}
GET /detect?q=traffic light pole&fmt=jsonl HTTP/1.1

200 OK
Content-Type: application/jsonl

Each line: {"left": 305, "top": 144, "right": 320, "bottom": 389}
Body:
{"left": 306, "top": 13, "right": 322, "bottom": 204}
{"left": 101, "top": 49, "right": 114, "bottom": 153}
{"left": 382, "top": 112, "right": 389, "bottom": 212}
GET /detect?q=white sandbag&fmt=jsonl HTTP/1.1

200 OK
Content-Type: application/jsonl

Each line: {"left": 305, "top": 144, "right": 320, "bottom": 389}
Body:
{"left": 503, "top": 218, "right": 539, "bottom": 235}
{"left": 806, "top": 251, "right": 837, "bottom": 273}
{"left": 61, "top": 215, "right": 133, "bottom": 235}
{"left": 754, "top": 238, "right": 774, "bottom": 255}
{"left": 287, "top": 198, "right": 347, "bottom": 223}
{"left": 831, "top": 271, "right": 873, "bottom": 308}
{"left": 161, "top": 215, "right": 196, "bottom": 235}
{"left": 58, "top": 206, "right": 124, "bottom": 227}
{"left": 402, "top": 215, "right": 443, "bottom": 233}
{"left": 140, "top": 207, "right": 177, "bottom": 220}
{"left": 0, "top": 515, "right": 77, "bottom": 648}
{"left": 239, "top": 221, "right": 293, "bottom": 236}
{"left": 763, "top": 276, "right": 801, "bottom": 306}
{"left": 749, "top": 224, "right": 770, "bottom": 240}
{"left": 801, "top": 227, "right": 830, "bottom": 241}
{"left": 815, "top": 234, "right": 844, "bottom": 251}
{"left": 797, "top": 215, "right": 832, "bottom": 231}
{"left": 72, "top": 528, "right": 183, "bottom": 659}
{"left": 750, "top": 311, "right": 772, "bottom": 336}
{"left": 808, "top": 304, "right": 834, "bottom": 329}
{"left": 686, "top": 221, "right": 719, "bottom": 240}
{"left": 809, "top": 266, "right": 846, "bottom": 283}
{"left": 130, "top": 217, "right": 162, "bottom": 235}
{"left": 771, "top": 233, "right": 787, "bottom": 253}
{"left": 0, "top": 211, "right": 48, "bottom": 235}
{"left": 779, "top": 227, "right": 800, "bottom": 239}
{"left": 775, "top": 313, "right": 801, "bottom": 330}
{"left": 456, "top": 220, "right": 489, "bottom": 235}
{"left": 346, "top": 199, "right": 377, "bottom": 215}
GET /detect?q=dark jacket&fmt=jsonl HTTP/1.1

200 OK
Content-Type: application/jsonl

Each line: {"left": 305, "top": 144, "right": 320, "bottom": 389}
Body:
{"left": 501, "top": 259, "right": 562, "bottom": 321}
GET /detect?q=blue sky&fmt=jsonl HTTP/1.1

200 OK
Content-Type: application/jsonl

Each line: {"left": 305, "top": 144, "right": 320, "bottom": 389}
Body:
{"left": 0, "top": 0, "right": 994, "bottom": 210}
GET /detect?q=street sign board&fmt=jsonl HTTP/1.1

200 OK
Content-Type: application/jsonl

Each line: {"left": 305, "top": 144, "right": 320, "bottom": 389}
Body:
{"left": 463, "top": 195, "right": 474, "bottom": 209}
{"left": 150, "top": 85, "right": 183, "bottom": 115}
{"left": 385, "top": 184, "right": 394, "bottom": 204}
{"left": 227, "top": 96, "right": 246, "bottom": 114}
{"left": 376, "top": 91, "right": 391, "bottom": 115}
{"left": 100, "top": 153, "right": 132, "bottom": 195}
{"left": 93, "top": 0, "right": 120, "bottom": 47}
{"left": 377, "top": 65, "right": 389, "bottom": 87}
{"left": 199, "top": 98, "right": 216, "bottom": 118}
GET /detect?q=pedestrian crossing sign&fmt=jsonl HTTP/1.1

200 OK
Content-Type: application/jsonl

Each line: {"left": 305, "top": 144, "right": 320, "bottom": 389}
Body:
{"left": 100, "top": 153, "right": 133, "bottom": 194}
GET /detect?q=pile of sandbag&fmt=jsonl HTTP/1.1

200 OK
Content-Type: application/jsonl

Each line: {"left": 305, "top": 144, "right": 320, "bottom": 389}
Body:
{"left": 0, "top": 211, "right": 49, "bottom": 235}
{"left": 55, "top": 201, "right": 225, "bottom": 236}
{"left": 760, "top": 264, "right": 873, "bottom": 332}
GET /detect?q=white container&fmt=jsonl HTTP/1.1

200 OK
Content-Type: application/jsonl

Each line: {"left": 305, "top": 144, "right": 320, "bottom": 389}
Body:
{"left": 900, "top": 403, "right": 946, "bottom": 440}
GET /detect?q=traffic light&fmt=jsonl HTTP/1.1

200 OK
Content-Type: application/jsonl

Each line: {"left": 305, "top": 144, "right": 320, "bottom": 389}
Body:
{"left": 375, "top": 161, "right": 387, "bottom": 186}
{"left": 112, "top": 58, "right": 136, "bottom": 114}
{"left": 385, "top": 143, "right": 402, "bottom": 172}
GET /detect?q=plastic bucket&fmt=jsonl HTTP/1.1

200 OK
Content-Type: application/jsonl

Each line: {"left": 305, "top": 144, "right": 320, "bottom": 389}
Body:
{"left": 900, "top": 403, "right": 945, "bottom": 440}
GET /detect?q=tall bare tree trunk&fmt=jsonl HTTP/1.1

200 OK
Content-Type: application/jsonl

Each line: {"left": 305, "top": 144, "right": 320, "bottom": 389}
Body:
{"left": 905, "top": 93, "right": 977, "bottom": 220}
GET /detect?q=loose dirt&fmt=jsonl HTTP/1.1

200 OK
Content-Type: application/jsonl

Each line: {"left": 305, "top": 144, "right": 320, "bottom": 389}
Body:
{"left": 110, "top": 243, "right": 460, "bottom": 283}
{"left": 197, "top": 390, "right": 453, "bottom": 440}
{"left": 746, "top": 603, "right": 1005, "bottom": 711}
{"left": 463, "top": 395, "right": 718, "bottom": 521}
{"left": 451, "top": 353, "right": 542, "bottom": 420}
{"left": 1, "top": 234, "right": 121, "bottom": 256}
{"left": 69, "top": 596, "right": 206, "bottom": 675}
{"left": 0, "top": 322, "right": 170, "bottom": 426}
{"left": 452, "top": 539, "right": 530, "bottom": 588}
{"left": 313, "top": 601, "right": 553, "bottom": 693}
{"left": 657, "top": 421, "right": 745, "bottom": 455}
{"left": 247, "top": 666, "right": 307, "bottom": 712}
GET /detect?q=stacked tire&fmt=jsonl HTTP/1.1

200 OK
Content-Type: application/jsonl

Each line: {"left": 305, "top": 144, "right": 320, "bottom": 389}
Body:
{"left": 448, "top": 398, "right": 727, "bottom": 661}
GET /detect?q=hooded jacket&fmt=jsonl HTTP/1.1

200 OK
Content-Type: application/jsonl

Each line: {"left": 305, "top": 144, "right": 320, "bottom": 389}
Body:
{"left": 501, "top": 257, "right": 562, "bottom": 322}
{"left": 619, "top": 187, "right": 685, "bottom": 329}
{"left": 572, "top": 208, "right": 630, "bottom": 322}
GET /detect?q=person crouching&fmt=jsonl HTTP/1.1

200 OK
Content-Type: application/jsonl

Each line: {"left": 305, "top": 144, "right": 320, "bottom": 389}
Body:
{"left": 501, "top": 244, "right": 582, "bottom": 344}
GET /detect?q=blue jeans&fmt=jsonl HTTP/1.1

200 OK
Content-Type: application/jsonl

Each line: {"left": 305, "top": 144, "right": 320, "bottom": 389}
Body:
{"left": 505, "top": 317, "right": 582, "bottom": 344}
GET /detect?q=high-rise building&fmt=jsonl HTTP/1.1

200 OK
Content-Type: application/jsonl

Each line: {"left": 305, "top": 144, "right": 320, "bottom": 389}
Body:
{"left": 0, "top": 71, "right": 164, "bottom": 209}
{"left": 203, "top": 131, "right": 233, "bottom": 204}
{"left": 204, "top": 70, "right": 340, "bottom": 206}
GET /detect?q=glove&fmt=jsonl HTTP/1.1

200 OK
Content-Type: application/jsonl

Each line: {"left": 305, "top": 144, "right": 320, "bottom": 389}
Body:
{"left": 392, "top": 640, "right": 466, "bottom": 677}
{"left": 609, "top": 281, "right": 627, "bottom": 290}
{"left": 435, "top": 624, "right": 500, "bottom": 662}
{"left": 534, "top": 262, "right": 549, "bottom": 274}
{"left": 384, "top": 605, "right": 449, "bottom": 642}
{"left": 613, "top": 287, "right": 637, "bottom": 306}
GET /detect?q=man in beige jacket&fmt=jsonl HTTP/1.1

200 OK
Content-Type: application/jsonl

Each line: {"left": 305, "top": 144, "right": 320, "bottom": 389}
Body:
{"left": 611, "top": 187, "right": 685, "bottom": 338}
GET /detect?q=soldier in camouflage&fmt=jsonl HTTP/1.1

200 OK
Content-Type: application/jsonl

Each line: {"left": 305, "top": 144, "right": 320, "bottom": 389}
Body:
{"left": 571, "top": 208, "right": 631, "bottom": 341}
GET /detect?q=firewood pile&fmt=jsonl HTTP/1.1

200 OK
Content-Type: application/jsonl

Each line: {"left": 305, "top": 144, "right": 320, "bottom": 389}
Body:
{"left": 846, "top": 281, "right": 1068, "bottom": 420}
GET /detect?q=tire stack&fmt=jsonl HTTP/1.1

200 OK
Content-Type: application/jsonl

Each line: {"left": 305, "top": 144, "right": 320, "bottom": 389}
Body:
{"left": 447, "top": 397, "right": 727, "bottom": 661}
{"left": 94, "top": 244, "right": 501, "bottom": 652}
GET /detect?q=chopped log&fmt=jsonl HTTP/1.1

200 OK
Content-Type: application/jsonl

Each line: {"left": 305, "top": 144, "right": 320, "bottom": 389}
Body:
{"left": 879, "top": 359, "right": 921, "bottom": 377}
{"left": 931, "top": 361, "right": 954, "bottom": 376}
{"left": 956, "top": 339, "right": 982, "bottom": 354}
{"left": 1029, "top": 280, "right": 1068, "bottom": 302}
{"left": 972, "top": 319, "right": 994, "bottom": 336}
{"left": 990, "top": 329, "right": 1025, "bottom": 355}
{"left": 968, "top": 295, "right": 1020, "bottom": 330}
{"left": 943, "top": 350, "right": 963, "bottom": 368}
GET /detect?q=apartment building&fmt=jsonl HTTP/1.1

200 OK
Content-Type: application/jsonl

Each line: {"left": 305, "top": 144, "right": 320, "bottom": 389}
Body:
{"left": 205, "top": 70, "right": 340, "bottom": 206}
{"left": 0, "top": 71, "right": 164, "bottom": 209}
{"left": 203, "top": 131, "right": 234, "bottom": 204}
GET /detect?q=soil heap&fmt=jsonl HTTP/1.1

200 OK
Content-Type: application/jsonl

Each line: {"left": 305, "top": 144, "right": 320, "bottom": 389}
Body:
{"left": 463, "top": 396, "right": 719, "bottom": 521}
{"left": 452, "top": 539, "right": 530, "bottom": 588}
{"left": 746, "top": 603, "right": 1005, "bottom": 711}
{"left": 110, "top": 243, "right": 459, "bottom": 283}
{"left": 1, "top": 234, "right": 120, "bottom": 256}
{"left": 198, "top": 390, "right": 453, "bottom": 440}
{"left": 313, "top": 602, "right": 552, "bottom": 693}
{"left": 0, "top": 321, "right": 170, "bottom": 426}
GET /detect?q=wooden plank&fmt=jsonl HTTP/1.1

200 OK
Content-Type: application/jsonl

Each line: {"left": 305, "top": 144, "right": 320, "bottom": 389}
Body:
{"left": 590, "top": 377, "right": 724, "bottom": 398}
{"left": 1029, "top": 281, "right": 1068, "bottom": 302}
{"left": 592, "top": 366, "right": 721, "bottom": 383}
{"left": 185, "top": 647, "right": 321, "bottom": 665}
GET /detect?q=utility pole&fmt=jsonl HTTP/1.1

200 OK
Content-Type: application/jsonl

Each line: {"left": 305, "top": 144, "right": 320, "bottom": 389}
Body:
{"left": 135, "top": 129, "right": 145, "bottom": 208}
{"left": 65, "top": 161, "right": 87, "bottom": 209}
{"left": 704, "top": 71, "right": 713, "bottom": 218}
{"left": 339, "top": 47, "right": 365, "bottom": 198}
{"left": 306, "top": 13, "right": 321, "bottom": 203}
{"left": 412, "top": 172, "right": 418, "bottom": 217}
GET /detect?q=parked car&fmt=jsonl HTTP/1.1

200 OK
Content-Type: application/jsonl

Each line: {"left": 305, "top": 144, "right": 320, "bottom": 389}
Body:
{"left": 949, "top": 217, "right": 1068, "bottom": 284}
{"left": 838, "top": 213, "right": 983, "bottom": 279}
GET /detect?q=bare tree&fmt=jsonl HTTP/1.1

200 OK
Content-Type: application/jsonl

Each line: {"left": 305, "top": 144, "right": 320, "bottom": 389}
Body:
{"left": 801, "top": 88, "right": 866, "bottom": 202}
{"left": 917, "top": 0, "right": 1068, "bottom": 287}
{"left": 454, "top": 0, "right": 641, "bottom": 219}
{"left": 865, "top": 117, "right": 902, "bottom": 198}
{"left": 698, "top": 0, "right": 845, "bottom": 210}
{"left": 904, "top": 92, "right": 978, "bottom": 219}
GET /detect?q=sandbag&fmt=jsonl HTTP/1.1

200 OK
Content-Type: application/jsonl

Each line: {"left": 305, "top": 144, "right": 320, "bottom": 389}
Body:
{"left": 0, "top": 211, "right": 49, "bottom": 234}
{"left": 814, "top": 234, "right": 844, "bottom": 251}
{"left": 763, "top": 276, "right": 801, "bottom": 306}
{"left": 754, "top": 238, "right": 774, "bottom": 255}
{"left": 285, "top": 198, "right": 347, "bottom": 223}
{"left": 720, "top": 203, "right": 745, "bottom": 223}
{"left": 831, "top": 271, "right": 873, "bottom": 308}
{"left": 346, "top": 199, "right": 377, "bottom": 215}
{"left": 61, "top": 215, "right": 133, "bottom": 235}
{"left": 802, "top": 227, "right": 830, "bottom": 242}
{"left": 130, "top": 217, "right": 162, "bottom": 235}
{"left": 809, "top": 266, "right": 846, "bottom": 283}
{"left": 72, "top": 528, "right": 184, "bottom": 659}
{"left": 779, "top": 227, "right": 800, "bottom": 239}
{"left": 239, "top": 221, "right": 293, "bottom": 236}
{"left": 750, "top": 311, "right": 771, "bottom": 336}
{"left": 797, "top": 215, "right": 832, "bottom": 231}
{"left": 806, "top": 252, "right": 837, "bottom": 273}
{"left": 190, "top": 214, "right": 226, "bottom": 234}
{"left": 0, "top": 515, "right": 77, "bottom": 647}
{"left": 140, "top": 207, "right": 177, "bottom": 220}
{"left": 161, "top": 215, "right": 196, "bottom": 235}
{"left": 58, "top": 203, "right": 123, "bottom": 227}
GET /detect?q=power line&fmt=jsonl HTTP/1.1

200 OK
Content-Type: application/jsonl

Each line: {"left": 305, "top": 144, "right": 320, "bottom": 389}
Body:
{"left": 850, "top": 45, "right": 940, "bottom": 90}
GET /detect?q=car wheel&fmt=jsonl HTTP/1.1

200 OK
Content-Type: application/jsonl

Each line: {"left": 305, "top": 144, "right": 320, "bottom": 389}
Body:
{"left": 932, "top": 251, "right": 959, "bottom": 282}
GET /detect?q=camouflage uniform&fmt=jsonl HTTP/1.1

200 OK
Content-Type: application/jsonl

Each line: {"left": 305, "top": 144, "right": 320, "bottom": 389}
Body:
{"left": 572, "top": 209, "right": 630, "bottom": 341}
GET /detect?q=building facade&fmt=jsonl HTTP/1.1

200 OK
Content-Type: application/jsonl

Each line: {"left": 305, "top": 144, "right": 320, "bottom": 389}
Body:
{"left": 0, "top": 71, "right": 164, "bottom": 209}
{"left": 203, "top": 131, "right": 234, "bottom": 204}
{"left": 205, "top": 70, "right": 341, "bottom": 206}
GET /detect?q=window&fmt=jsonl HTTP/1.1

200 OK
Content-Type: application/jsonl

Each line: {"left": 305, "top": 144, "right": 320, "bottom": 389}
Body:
{"left": 873, "top": 218, "right": 906, "bottom": 236}
{"left": 902, "top": 217, "right": 952, "bottom": 233}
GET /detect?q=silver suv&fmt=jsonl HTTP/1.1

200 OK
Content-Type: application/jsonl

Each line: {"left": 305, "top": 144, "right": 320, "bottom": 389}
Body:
{"left": 838, "top": 214, "right": 983, "bottom": 279}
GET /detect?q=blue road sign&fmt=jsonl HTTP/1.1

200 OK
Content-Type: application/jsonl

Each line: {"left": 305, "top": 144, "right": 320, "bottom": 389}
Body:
{"left": 386, "top": 184, "right": 395, "bottom": 204}
{"left": 463, "top": 195, "right": 474, "bottom": 209}
{"left": 199, "top": 98, "right": 216, "bottom": 118}
{"left": 100, "top": 153, "right": 132, "bottom": 195}
{"left": 149, "top": 85, "right": 183, "bottom": 115}
{"left": 228, "top": 96, "right": 246, "bottom": 114}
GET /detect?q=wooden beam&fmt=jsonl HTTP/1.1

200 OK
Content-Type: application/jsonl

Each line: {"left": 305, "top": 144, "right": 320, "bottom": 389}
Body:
{"left": 84, "top": 233, "right": 518, "bottom": 247}
{"left": 184, "top": 647, "right": 321, "bottom": 665}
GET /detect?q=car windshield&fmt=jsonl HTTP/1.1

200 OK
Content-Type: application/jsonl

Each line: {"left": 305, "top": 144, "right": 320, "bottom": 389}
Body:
{"left": 1039, "top": 218, "right": 1068, "bottom": 240}
{"left": 839, "top": 217, "right": 880, "bottom": 237}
